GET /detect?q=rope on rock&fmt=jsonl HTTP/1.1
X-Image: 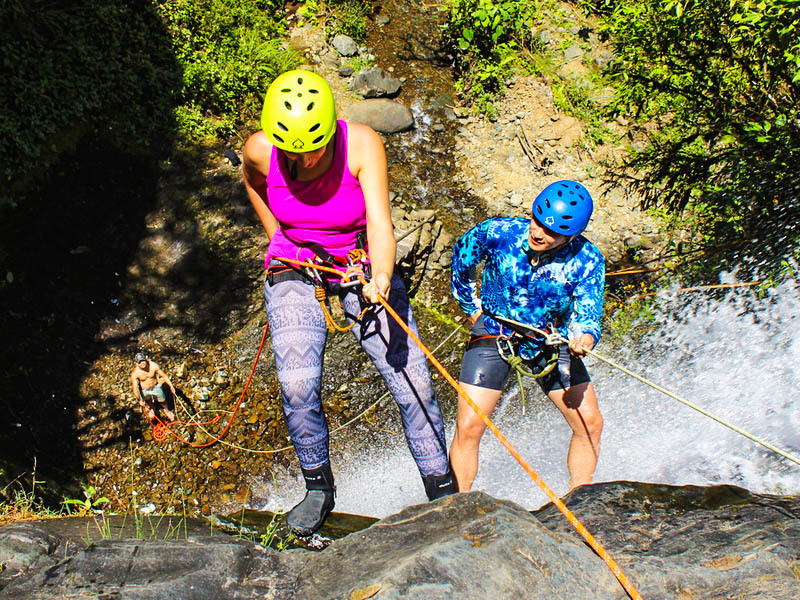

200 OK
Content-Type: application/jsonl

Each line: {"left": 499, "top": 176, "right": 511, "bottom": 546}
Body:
{"left": 495, "top": 314, "right": 800, "bottom": 468}
{"left": 147, "top": 319, "right": 271, "bottom": 448}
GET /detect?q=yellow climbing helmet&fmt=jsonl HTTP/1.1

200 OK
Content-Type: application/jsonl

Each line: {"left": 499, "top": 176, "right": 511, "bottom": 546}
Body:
{"left": 261, "top": 70, "right": 337, "bottom": 153}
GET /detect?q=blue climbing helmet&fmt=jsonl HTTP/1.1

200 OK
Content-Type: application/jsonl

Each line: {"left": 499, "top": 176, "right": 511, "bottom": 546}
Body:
{"left": 531, "top": 180, "right": 593, "bottom": 236}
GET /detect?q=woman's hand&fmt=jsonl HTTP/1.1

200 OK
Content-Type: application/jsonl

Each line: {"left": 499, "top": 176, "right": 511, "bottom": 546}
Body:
{"left": 568, "top": 333, "right": 595, "bottom": 357}
{"left": 467, "top": 310, "right": 483, "bottom": 327}
{"left": 362, "top": 271, "right": 391, "bottom": 304}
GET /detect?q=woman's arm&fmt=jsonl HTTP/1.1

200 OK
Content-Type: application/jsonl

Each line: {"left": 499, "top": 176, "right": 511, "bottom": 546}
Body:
{"left": 242, "top": 132, "right": 280, "bottom": 239}
{"left": 347, "top": 122, "right": 394, "bottom": 303}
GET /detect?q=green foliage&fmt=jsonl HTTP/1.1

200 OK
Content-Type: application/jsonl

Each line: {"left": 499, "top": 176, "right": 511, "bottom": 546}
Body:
{"left": 1, "top": 0, "right": 300, "bottom": 204}
{"left": 345, "top": 54, "right": 375, "bottom": 74}
{"left": 444, "top": 0, "right": 536, "bottom": 113}
{"left": 551, "top": 76, "right": 615, "bottom": 145}
{"left": 601, "top": 0, "right": 800, "bottom": 239}
{"left": 0, "top": 468, "right": 61, "bottom": 524}
{"left": 0, "top": 0, "right": 182, "bottom": 205}
{"left": 63, "top": 484, "right": 110, "bottom": 515}
{"left": 603, "top": 287, "right": 659, "bottom": 347}
{"left": 329, "top": 0, "right": 371, "bottom": 43}
{"left": 297, "top": 0, "right": 323, "bottom": 23}
{"left": 156, "top": 0, "right": 302, "bottom": 140}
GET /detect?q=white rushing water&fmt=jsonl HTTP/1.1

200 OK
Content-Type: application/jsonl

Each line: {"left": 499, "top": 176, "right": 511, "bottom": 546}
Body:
{"left": 259, "top": 270, "right": 800, "bottom": 517}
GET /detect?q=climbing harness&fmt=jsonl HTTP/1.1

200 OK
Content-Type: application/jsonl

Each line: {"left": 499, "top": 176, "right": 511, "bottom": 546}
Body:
{"left": 270, "top": 238, "right": 372, "bottom": 332}
{"left": 468, "top": 321, "right": 560, "bottom": 415}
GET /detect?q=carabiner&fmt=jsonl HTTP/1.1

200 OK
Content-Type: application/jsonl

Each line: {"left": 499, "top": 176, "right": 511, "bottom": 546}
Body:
{"left": 340, "top": 264, "right": 365, "bottom": 288}
{"left": 495, "top": 335, "right": 517, "bottom": 362}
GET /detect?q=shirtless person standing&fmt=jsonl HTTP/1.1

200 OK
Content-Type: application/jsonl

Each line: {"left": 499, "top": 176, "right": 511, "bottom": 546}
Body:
{"left": 130, "top": 352, "right": 176, "bottom": 422}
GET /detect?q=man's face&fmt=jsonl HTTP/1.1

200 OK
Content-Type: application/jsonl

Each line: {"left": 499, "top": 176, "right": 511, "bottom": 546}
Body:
{"left": 138, "top": 360, "right": 148, "bottom": 369}
{"left": 529, "top": 215, "right": 568, "bottom": 252}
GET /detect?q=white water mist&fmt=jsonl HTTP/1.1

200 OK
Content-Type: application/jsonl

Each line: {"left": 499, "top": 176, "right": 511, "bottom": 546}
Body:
{"left": 260, "top": 270, "right": 800, "bottom": 517}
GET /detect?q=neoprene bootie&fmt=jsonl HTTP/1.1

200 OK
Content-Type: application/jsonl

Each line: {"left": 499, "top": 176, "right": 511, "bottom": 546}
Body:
{"left": 286, "top": 462, "right": 336, "bottom": 536}
{"left": 422, "top": 468, "right": 458, "bottom": 501}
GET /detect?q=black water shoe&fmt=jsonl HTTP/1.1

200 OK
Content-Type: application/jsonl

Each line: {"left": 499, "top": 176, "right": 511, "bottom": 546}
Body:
{"left": 423, "top": 469, "right": 458, "bottom": 501}
{"left": 286, "top": 489, "right": 335, "bottom": 536}
{"left": 286, "top": 463, "right": 336, "bottom": 536}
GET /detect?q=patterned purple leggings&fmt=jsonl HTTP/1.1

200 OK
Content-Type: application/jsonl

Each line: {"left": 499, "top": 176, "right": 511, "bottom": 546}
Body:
{"left": 264, "top": 275, "right": 449, "bottom": 476}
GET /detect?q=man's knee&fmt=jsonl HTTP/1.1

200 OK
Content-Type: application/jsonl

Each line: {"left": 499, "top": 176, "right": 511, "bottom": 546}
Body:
{"left": 455, "top": 414, "right": 487, "bottom": 445}
{"left": 578, "top": 410, "right": 603, "bottom": 439}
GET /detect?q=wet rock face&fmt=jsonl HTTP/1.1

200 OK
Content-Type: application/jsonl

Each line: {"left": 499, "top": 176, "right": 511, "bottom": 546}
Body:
{"left": 534, "top": 481, "right": 800, "bottom": 599}
{"left": 3, "top": 483, "right": 799, "bottom": 599}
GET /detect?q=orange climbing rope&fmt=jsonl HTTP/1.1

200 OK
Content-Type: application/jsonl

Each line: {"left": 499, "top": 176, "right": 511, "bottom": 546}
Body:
{"left": 275, "top": 256, "right": 644, "bottom": 600}
{"left": 149, "top": 253, "right": 642, "bottom": 597}
{"left": 147, "top": 319, "right": 271, "bottom": 447}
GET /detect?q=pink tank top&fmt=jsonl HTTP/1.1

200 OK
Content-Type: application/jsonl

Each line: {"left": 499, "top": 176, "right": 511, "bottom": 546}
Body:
{"left": 264, "top": 120, "right": 367, "bottom": 272}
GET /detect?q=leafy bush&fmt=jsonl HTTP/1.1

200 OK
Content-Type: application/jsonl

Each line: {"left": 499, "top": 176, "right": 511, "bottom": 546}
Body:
{"left": 328, "top": 0, "right": 372, "bottom": 43}
{"left": 444, "top": 0, "right": 538, "bottom": 113}
{"left": 602, "top": 0, "right": 800, "bottom": 238}
{"left": 0, "top": 0, "right": 301, "bottom": 206}
{"left": 0, "top": 0, "right": 182, "bottom": 206}
{"left": 156, "top": 0, "right": 301, "bottom": 140}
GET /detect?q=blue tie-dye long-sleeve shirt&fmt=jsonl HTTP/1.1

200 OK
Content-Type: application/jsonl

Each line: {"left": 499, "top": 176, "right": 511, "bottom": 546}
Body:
{"left": 451, "top": 217, "right": 605, "bottom": 358}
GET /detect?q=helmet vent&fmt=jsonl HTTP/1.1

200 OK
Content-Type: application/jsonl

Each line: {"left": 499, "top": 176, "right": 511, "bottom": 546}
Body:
{"left": 312, "top": 134, "right": 325, "bottom": 144}
{"left": 273, "top": 133, "right": 285, "bottom": 143}
{"left": 563, "top": 215, "right": 573, "bottom": 220}
{"left": 536, "top": 206, "right": 543, "bottom": 215}
{"left": 296, "top": 77, "right": 304, "bottom": 84}
{"left": 276, "top": 121, "right": 288, "bottom": 132}
{"left": 309, "top": 123, "right": 320, "bottom": 132}
{"left": 284, "top": 101, "right": 292, "bottom": 110}
{"left": 309, "top": 89, "right": 319, "bottom": 94}
{"left": 544, "top": 199, "right": 551, "bottom": 208}
{"left": 569, "top": 200, "right": 577, "bottom": 205}
{"left": 306, "top": 102, "right": 315, "bottom": 111}
{"left": 557, "top": 190, "right": 563, "bottom": 196}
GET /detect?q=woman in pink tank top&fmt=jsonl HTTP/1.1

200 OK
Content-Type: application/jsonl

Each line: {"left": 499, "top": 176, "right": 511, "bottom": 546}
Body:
{"left": 242, "top": 70, "right": 455, "bottom": 537}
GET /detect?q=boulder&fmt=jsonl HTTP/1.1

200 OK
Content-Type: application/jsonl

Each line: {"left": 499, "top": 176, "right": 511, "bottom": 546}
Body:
{"left": 331, "top": 34, "right": 358, "bottom": 57}
{"left": 345, "top": 99, "right": 414, "bottom": 133}
{"left": 349, "top": 67, "right": 402, "bottom": 98}
{"left": 2, "top": 484, "right": 799, "bottom": 599}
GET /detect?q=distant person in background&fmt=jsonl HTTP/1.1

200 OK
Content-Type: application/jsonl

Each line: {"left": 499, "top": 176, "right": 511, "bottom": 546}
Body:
{"left": 131, "top": 352, "right": 176, "bottom": 423}
{"left": 242, "top": 69, "right": 455, "bottom": 537}
{"left": 449, "top": 180, "right": 605, "bottom": 492}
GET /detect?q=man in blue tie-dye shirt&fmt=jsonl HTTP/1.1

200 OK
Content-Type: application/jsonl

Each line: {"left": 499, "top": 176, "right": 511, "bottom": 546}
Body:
{"left": 449, "top": 180, "right": 605, "bottom": 492}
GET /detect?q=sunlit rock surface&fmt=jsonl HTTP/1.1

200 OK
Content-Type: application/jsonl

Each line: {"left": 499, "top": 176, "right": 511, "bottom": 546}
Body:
{"left": 2, "top": 483, "right": 799, "bottom": 599}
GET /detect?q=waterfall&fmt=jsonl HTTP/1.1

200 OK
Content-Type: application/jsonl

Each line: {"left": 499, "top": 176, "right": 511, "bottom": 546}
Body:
{"left": 260, "top": 271, "right": 800, "bottom": 517}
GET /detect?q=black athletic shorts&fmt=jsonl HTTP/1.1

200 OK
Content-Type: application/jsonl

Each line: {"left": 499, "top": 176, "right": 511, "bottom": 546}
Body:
{"left": 459, "top": 317, "right": 591, "bottom": 393}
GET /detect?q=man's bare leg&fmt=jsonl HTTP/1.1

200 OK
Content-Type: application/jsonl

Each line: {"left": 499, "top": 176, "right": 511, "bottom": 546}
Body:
{"left": 449, "top": 383, "right": 503, "bottom": 492}
{"left": 548, "top": 382, "right": 603, "bottom": 489}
